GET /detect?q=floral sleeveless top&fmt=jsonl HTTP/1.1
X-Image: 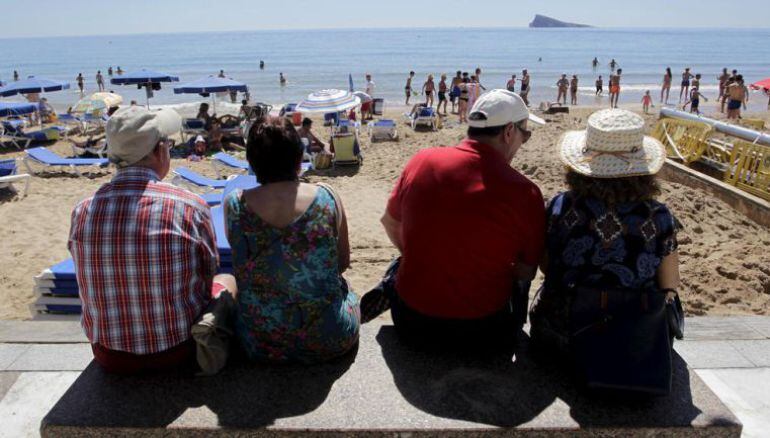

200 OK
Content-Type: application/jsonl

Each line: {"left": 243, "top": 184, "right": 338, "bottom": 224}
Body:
{"left": 224, "top": 186, "right": 360, "bottom": 363}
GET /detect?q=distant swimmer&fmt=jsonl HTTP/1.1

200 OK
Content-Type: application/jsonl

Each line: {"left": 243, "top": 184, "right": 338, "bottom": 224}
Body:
{"left": 538, "top": 57, "right": 542, "bottom": 62}
{"left": 592, "top": 57, "right": 599, "bottom": 69}
{"left": 279, "top": 72, "right": 286, "bottom": 86}
{"left": 218, "top": 69, "right": 225, "bottom": 78}
{"left": 679, "top": 67, "right": 693, "bottom": 103}
{"left": 596, "top": 75, "right": 603, "bottom": 96}
{"left": 116, "top": 66, "right": 124, "bottom": 75}
{"left": 259, "top": 60, "right": 265, "bottom": 69}
{"left": 107, "top": 66, "right": 113, "bottom": 76}
{"left": 570, "top": 75, "right": 579, "bottom": 105}
{"left": 13, "top": 70, "right": 19, "bottom": 81}
{"left": 556, "top": 74, "right": 569, "bottom": 105}
{"left": 660, "top": 67, "right": 672, "bottom": 104}
{"left": 609, "top": 69, "right": 622, "bottom": 108}
{"left": 609, "top": 59, "right": 617, "bottom": 72}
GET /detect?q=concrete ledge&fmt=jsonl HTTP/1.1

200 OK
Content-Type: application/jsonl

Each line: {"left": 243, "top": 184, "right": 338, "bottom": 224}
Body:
{"left": 41, "top": 323, "right": 741, "bottom": 436}
{"left": 659, "top": 159, "right": 770, "bottom": 227}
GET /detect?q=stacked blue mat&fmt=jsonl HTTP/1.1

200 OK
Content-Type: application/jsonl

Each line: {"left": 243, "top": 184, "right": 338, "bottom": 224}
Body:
{"left": 32, "top": 207, "right": 234, "bottom": 317}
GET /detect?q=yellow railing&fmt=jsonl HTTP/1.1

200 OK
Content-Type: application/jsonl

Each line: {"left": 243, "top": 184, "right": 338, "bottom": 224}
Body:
{"left": 650, "top": 118, "right": 713, "bottom": 164}
{"left": 723, "top": 140, "right": 770, "bottom": 201}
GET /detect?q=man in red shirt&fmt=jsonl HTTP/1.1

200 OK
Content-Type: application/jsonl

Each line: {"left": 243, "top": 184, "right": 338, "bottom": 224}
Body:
{"left": 362, "top": 89, "right": 546, "bottom": 351}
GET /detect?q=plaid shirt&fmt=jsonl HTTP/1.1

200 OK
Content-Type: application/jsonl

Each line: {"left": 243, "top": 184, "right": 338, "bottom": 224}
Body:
{"left": 68, "top": 167, "right": 219, "bottom": 354}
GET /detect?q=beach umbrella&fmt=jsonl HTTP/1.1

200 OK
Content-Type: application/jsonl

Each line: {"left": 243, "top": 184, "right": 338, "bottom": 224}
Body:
{"left": 0, "top": 76, "right": 70, "bottom": 97}
{"left": 0, "top": 102, "right": 37, "bottom": 117}
{"left": 73, "top": 92, "right": 123, "bottom": 114}
{"left": 110, "top": 69, "right": 179, "bottom": 108}
{"left": 353, "top": 91, "right": 372, "bottom": 103}
{"left": 295, "top": 89, "right": 361, "bottom": 113}
{"left": 750, "top": 78, "right": 770, "bottom": 91}
{"left": 173, "top": 76, "right": 248, "bottom": 112}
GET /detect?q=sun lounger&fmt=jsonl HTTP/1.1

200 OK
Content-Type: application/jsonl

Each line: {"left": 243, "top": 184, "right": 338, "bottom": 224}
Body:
{"left": 332, "top": 119, "right": 360, "bottom": 136}
{"left": 172, "top": 167, "right": 231, "bottom": 192}
{"left": 368, "top": 119, "right": 398, "bottom": 141}
{"left": 68, "top": 137, "right": 108, "bottom": 158}
{"left": 211, "top": 152, "right": 250, "bottom": 178}
{"left": 0, "top": 158, "right": 31, "bottom": 196}
{"left": 0, "top": 121, "right": 32, "bottom": 150}
{"left": 200, "top": 192, "right": 222, "bottom": 206}
{"left": 332, "top": 133, "right": 362, "bottom": 167}
{"left": 23, "top": 146, "right": 109, "bottom": 176}
{"left": 411, "top": 107, "right": 438, "bottom": 131}
{"left": 181, "top": 118, "right": 206, "bottom": 142}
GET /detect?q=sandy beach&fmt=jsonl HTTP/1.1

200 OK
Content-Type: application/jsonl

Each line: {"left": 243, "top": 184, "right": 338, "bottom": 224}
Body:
{"left": 0, "top": 105, "right": 769, "bottom": 320}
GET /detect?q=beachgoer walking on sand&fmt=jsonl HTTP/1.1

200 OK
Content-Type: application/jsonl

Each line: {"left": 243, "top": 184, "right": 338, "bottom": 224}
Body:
{"left": 450, "top": 71, "right": 462, "bottom": 114}
{"left": 718, "top": 68, "right": 729, "bottom": 102}
{"left": 76, "top": 73, "right": 84, "bottom": 96}
{"left": 726, "top": 75, "right": 746, "bottom": 119}
{"left": 570, "top": 75, "right": 579, "bottom": 105}
{"left": 507, "top": 74, "right": 517, "bottom": 92}
{"left": 475, "top": 67, "right": 486, "bottom": 91}
{"left": 467, "top": 76, "right": 482, "bottom": 114}
{"left": 438, "top": 74, "right": 448, "bottom": 115}
{"left": 405, "top": 71, "right": 415, "bottom": 105}
{"left": 423, "top": 74, "right": 435, "bottom": 107}
{"left": 596, "top": 76, "right": 603, "bottom": 96}
{"left": 692, "top": 73, "right": 701, "bottom": 91}
{"left": 69, "top": 106, "right": 237, "bottom": 374}
{"left": 360, "top": 90, "right": 546, "bottom": 352}
{"left": 642, "top": 90, "right": 653, "bottom": 114}
{"left": 683, "top": 87, "right": 708, "bottom": 114}
{"left": 556, "top": 74, "right": 569, "bottom": 105}
{"left": 364, "top": 74, "right": 375, "bottom": 120}
{"left": 661, "top": 67, "right": 672, "bottom": 104}
{"left": 457, "top": 77, "right": 469, "bottom": 123}
{"left": 679, "top": 68, "right": 694, "bottom": 103}
{"left": 609, "top": 69, "right": 622, "bottom": 108}
{"left": 96, "top": 70, "right": 105, "bottom": 91}
{"left": 520, "top": 69, "right": 531, "bottom": 106}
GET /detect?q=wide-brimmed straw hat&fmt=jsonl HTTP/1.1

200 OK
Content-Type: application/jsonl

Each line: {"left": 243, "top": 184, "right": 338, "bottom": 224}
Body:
{"left": 559, "top": 109, "right": 665, "bottom": 178}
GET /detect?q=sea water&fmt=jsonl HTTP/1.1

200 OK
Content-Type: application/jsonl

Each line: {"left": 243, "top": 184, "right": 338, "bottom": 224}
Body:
{"left": 1, "top": 27, "right": 769, "bottom": 115}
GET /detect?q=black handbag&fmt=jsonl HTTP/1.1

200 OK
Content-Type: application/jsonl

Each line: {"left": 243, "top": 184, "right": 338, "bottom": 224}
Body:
{"left": 568, "top": 286, "right": 682, "bottom": 396}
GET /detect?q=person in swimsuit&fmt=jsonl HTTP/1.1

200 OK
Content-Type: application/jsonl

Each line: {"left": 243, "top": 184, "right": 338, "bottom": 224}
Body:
{"left": 661, "top": 67, "right": 672, "bottom": 104}
{"left": 718, "top": 68, "right": 729, "bottom": 101}
{"left": 405, "top": 71, "right": 415, "bottom": 105}
{"left": 570, "top": 75, "right": 579, "bottom": 105}
{"left": 726, "top": 75, "right": 746, "bottom": 120}
{"left": 692, "top": 73, "right": 701, "bottom": 91}
{"left": 556, "top": 74, "right": 569, "bottom": 105}
{"left": 76, "top": 73, "right": 84, "bottom": 96}
{"left": 592, "top": 57, "right": 599, "bottom": 69}
{"left": 609, "top": 69, "right": 622, "bottom": 108}
{"left": 609, "top": 59, "right": 617, "bottom": 72}
{"left": 506, "top": 75, "right": 517, "bottom": 92}
{"left": 642, "top": 90, "right": 653, "bottom": 114}
{"left": 467, "top": 76, "right": 481, "bottom": 114}
{"left": 683, "top": 87, "right": 708, "bottom": 115}
{"left": 449, "top": 71, "right": 462, "bottom": 114}
{"left": 423, "top": 74, "right": 435, "bottom": 107}
{"left": 279, "top": 72, "right": 287, "bottom": 86}
{"left": 457, "top": 77, "right": 470, "bottom": 123}
{"left": 596, "top": 76, "right": 603, "bottom": 96}
{"left": 438, "top": 74, "right": 448, "bottom": 115}
{"left": 679, "top": 68, "right": 693, "bottom": 103}
{"left": 520, "top": 69, "right": 531, "bottom": 106}
{"left": 474, "top": 67, "right": 486, "bottom": 91}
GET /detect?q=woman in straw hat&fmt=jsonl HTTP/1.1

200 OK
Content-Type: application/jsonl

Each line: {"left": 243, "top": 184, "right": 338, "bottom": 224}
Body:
{"left": 530, "top": 109, "right": 681, "bottom": 361}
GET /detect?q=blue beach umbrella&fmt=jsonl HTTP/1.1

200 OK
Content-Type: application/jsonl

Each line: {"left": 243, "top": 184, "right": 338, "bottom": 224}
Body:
{"left": 0, "top": 76, "right": 70, "bottom": 97}
{"left": 0, "top": 102, "right": 38, "bottom": 117}
{"left": 110, "top": 69, "right": 179, "bottom": 108}
{"left": 174, "top": 76, "right": 248, "bottom": 112}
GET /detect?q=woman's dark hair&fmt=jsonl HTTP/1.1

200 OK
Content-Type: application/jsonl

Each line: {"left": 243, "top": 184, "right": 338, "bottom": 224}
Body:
{"left": 246, "top": 116, "right": 303, "bottom": 184}
{"left": 301, "top": 117, "right": 312, "bottom": 127}
{"left": 565, "top": 170, "right": 661, "bottom": 205}
{"left": 666, "top": 67, "right": 672, "bottom": 77}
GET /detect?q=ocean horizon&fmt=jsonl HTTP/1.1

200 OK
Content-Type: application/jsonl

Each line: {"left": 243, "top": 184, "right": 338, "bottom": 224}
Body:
{"left": 2, "top": 27, "right": 769, "bottom": 114}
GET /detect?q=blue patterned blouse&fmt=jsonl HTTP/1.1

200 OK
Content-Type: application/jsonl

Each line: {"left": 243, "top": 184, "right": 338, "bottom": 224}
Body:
{"left": 224, "top": 186, "right": 360, "bottom": 363}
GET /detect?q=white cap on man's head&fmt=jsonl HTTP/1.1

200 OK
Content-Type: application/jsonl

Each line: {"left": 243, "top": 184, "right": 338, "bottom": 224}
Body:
{"left": 106, "top": 106, "right": 182, "bottom": 167}
{"left": 468, "top": 89, "right": 545, "bottom": 128}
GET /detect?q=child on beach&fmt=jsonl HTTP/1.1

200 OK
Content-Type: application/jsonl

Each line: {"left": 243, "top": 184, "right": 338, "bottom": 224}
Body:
{"left": 642, "top": 90, "right": 654, "bottom": 114}
{"left": 683, "top": 87, "right": 708, "bottom": 114}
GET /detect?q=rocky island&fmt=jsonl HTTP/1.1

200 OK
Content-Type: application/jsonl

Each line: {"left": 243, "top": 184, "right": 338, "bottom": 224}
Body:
{"left": 529, "top": 14, "right": 592, "bottom": 28}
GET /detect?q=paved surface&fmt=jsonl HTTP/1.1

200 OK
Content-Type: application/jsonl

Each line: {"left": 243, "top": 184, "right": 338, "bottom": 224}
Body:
{"left": 0, "top": 317, "right": 767, "bottom": 437}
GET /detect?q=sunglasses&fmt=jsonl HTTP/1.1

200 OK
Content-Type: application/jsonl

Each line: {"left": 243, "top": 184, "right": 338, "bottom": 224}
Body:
{"left": 514, "top": 123, "right": 532, "bottom": 143}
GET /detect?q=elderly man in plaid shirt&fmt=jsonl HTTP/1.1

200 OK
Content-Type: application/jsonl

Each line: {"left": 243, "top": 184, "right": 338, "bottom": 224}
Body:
{"left": 68, "top": 106, "right": 237, "bottom": 374}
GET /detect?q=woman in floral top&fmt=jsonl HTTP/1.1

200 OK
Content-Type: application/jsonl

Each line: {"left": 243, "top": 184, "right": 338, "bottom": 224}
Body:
{"left": 224, "top": 117, "right": 359, "bottom": 363}
{"left": 530, "top": 109, "right": 681, "bottom": 355}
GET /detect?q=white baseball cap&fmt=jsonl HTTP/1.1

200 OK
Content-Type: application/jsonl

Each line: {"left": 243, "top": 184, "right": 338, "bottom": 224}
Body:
{"left": 106, "top": 106, "right": 182, "bottom": 167}
{"left": 468, "top": 89, "right": 545, "bottom": 128}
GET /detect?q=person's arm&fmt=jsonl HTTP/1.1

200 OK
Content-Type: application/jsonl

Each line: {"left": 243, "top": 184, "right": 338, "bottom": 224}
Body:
{"left": 516, "top": 188, "right": 546, "bottom": 281}
{"left": 335, "top": 193, "right": 351, "bottom": 273}
{"left": 381, "top": 211, "right": 403, "bottom": 253}
{"left": 197, "top": 206, "right": 220, "bottom": 286}
{"left": 657, "top": 251, "right": 680, "bottom": 301}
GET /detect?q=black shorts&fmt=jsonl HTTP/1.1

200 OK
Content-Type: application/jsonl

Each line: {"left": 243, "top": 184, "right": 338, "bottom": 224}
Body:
{"left": 438, "top": 91, "right": 446, "bottom": 102}
{"left": 728, "top": 99, "right": 742, "bottom": 110}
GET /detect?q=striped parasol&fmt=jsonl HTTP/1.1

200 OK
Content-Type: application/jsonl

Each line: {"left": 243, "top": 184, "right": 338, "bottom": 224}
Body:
{"left": 73, "top": 92, "right": 123, "bottom": 114}
{"left": 295, "top": 89, "right": 361, "bottom": 113}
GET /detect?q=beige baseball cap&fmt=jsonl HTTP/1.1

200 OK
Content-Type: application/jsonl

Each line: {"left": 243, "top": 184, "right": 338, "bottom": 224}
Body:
{"left": 106, "top": 106, "right": 182, "bottom": 167}
{"left": 468, "top": 89, "right": 545, "bottom": 128}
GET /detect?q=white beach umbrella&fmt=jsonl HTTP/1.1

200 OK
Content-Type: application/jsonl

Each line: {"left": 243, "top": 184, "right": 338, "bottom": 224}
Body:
{"left": 295, "top": 89, "right": 361, "bottom": 113}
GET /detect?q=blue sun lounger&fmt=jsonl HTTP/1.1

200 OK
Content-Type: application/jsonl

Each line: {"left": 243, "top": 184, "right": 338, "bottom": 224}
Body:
{"left": 171, "top": 167, "right": 230, "bottom": 192}
{"left": 211, "top": 152, "right": 250, "bottom": 178}
{"left": 23, "top": 146, "right": 109, "bottom": 176}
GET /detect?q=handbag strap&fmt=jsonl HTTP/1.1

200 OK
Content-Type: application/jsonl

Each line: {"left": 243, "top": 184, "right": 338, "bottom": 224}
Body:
{"left": 315, "top": 182, "right": 342, "bottom": 236}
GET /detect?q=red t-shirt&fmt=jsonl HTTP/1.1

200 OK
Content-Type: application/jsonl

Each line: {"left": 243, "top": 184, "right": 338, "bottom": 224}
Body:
{"left": 387, "top": 139, "right": 545, "bottom": 319}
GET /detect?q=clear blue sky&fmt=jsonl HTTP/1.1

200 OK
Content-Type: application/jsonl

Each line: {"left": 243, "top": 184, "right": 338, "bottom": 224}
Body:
{"left": 2, "top": 0, "right": 769, "bottom": 38}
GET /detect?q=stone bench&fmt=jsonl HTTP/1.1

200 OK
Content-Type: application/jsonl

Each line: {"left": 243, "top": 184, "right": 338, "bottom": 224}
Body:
{"left": 41, "top": 322, "right": 741, "bottom": 436}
